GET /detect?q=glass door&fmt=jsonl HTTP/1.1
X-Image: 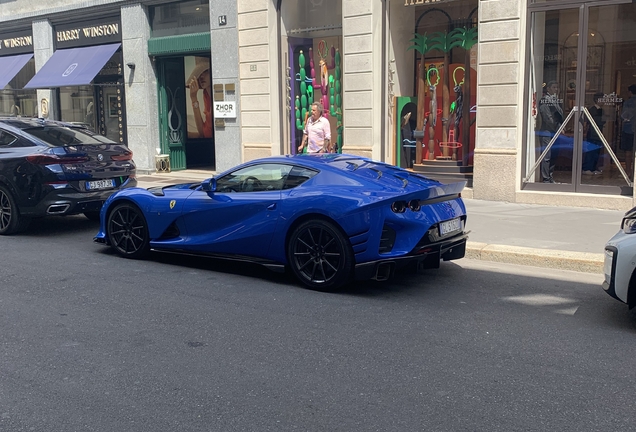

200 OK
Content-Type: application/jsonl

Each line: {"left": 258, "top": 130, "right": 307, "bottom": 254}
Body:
{"left": 578, "top": 1, "right": 636, "bottom": 194}
{"left": 524, "top": 0, "right": 636, "bottom": 195}
{"left": 524, "top": 6, "right": 581, "bottom": 189}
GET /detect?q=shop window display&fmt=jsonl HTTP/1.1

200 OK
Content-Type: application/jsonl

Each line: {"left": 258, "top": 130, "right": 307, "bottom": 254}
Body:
{"left": 399, "top": 0, "right": 477, "bottom": 177}
{"left": 281, "top": 0, "right": 343, "bottom": 154}
{"left": 59, "top": 51, "right": 125, "bottom": 143}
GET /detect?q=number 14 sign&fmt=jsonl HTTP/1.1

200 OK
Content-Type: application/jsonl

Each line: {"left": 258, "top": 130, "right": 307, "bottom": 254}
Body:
{"left": 213, "top": 101, "right": 236, "bottom": 118}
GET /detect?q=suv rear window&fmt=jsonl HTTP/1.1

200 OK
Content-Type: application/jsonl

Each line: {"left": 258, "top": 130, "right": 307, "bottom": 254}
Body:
{"left": 23, "top": 126, "right": 115, "bottom": 147}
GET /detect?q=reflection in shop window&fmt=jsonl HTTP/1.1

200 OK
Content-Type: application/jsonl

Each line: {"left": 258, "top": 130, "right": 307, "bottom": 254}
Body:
{"left": 0, "top": 58, "right": 37, "bottom": 117}
{"left": 525, "top": 3, "right": 636, "bottom": 192}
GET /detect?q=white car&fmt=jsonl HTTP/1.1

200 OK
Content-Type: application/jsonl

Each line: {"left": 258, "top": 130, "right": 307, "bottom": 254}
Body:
{"left": 603, "top": 207, "right": 636, "bottom": 309}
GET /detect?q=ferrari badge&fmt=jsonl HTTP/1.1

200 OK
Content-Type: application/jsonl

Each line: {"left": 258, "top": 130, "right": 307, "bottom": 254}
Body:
{"left": 170, "top": 200, "right": 176, "bottom": 209}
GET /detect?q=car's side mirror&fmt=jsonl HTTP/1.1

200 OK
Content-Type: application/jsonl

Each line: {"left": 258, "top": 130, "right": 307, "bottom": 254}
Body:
{"left": 201, "top": 177, "right": 216, "bottom": 192}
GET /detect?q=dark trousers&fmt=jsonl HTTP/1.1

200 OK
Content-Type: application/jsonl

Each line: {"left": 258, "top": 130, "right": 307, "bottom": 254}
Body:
{"left": 540, "top": 134, "right": 555, "bottom": 182}
{"left": 582, "top": 140, "right": 602, "bottom": 172}
{"left": 402, "top": 140, "right": 415, "bottom": 168}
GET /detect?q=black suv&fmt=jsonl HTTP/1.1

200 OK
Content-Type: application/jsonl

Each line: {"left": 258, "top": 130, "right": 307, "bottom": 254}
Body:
{"left": 0, "top": 117, "right": 136, "bottom": 234}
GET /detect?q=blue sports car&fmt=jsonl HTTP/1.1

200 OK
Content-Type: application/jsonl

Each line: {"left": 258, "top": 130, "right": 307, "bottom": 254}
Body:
{"left": 94, "top": 154, "right": 468, "bottom": 290}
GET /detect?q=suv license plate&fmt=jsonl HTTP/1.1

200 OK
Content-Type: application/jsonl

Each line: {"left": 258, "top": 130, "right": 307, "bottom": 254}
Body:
{"left": 439, "top": 218, "right": 461, "bottom": 236}
{"left": 87, "top": 179, "right": 115, "bottom": 190}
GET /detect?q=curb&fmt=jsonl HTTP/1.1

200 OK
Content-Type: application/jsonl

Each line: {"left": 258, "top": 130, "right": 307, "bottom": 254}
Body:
{"left": 466, "top": 241, "right": 603, "bottom": 274}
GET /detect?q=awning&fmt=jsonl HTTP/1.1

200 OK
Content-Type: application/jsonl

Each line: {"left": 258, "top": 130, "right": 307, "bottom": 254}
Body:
{"left": 24, "top": 43, "right": 120, "bottom": 89}
{"left": 0, "top": 53, "right": 33, "bottom": 89}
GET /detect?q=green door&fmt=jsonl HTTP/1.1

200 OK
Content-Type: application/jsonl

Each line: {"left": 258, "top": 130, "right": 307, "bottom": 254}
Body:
{"left": 158, "top": 58, "right": 187, "bottom": 170}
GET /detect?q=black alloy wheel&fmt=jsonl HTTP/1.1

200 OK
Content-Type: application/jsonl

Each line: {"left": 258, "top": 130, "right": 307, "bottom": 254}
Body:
{"left": 0, "top": 185, "right": 29, "bottom": 235}
{"left": 107, "top": 202, "right": 150, "bottom": 259}
{"left": 287, "top": 219, "right": 353, "bottom": 291}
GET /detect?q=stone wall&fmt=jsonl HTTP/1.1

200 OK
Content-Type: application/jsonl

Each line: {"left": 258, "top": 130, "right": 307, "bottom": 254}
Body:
{"left": 473, "top": 0, "right": 523, "bottom": 202}
{"left": 341, "top": 0, "right": 383, "bottom": 159}
{"left": 212, "top": 0, "right": 243, "bottom": 172}
{"left": 237, "top": 0, "right": 279, "bottom": 163}
{"left": 121, "top": 3, "right": 158, "bottom": 174}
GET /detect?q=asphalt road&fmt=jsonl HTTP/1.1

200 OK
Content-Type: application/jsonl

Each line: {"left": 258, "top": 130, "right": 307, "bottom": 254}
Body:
{"left": 1, "top": 216, "right": 635, "bottom": 432}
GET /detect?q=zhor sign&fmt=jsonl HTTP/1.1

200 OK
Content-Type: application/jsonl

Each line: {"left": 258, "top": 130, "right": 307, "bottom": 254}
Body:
{"left": 55, "top": 17, "right": 122, "bottom": 49}
{"left": 214, "top": 101, "right": 237, "bottom": 118}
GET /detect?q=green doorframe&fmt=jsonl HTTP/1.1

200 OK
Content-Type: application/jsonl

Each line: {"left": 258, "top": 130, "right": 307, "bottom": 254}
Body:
{"left": 157, "top": 58, "right": 186, "bottom": 170}
{"left": 150, "top": 32, "right": 211, "bottom": 171}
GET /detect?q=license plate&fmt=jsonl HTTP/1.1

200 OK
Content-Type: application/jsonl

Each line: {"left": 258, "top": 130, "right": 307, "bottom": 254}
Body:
{"left": 86, "top": 179, "right": 115, "bottom": 190}
{"left": 439, "top": 218, "right": 461, "bottom": 236}
{"left": 603, "top": 249, "right": 614, "bottom": 284}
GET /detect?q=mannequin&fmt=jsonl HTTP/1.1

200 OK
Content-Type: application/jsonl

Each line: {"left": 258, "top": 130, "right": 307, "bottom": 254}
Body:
{"left": 401, "top": 112, "right": 415, "bottom": 168}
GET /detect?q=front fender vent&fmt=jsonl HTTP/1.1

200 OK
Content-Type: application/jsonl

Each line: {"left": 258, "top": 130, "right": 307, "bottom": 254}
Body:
{"left": 158, "top": 221, "right": 180, "bottom": 240}
{"left": 379, "top": 224, "right": 396, "bottom": 254}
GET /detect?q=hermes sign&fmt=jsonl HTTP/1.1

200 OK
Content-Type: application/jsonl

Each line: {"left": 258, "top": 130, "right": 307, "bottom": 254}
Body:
{"left": 0, "top": 30, "right": 33, "bottom": 56}
{"left": 55, "top": 17, "right": 122, "bottom": 49}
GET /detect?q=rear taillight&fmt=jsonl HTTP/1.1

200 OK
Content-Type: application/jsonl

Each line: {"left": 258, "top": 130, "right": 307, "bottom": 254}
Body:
{"left": 43, "top": 181, "right": 69, "bottom": 189}
{"left": 27, "top": 154, "right": 90, "bottom": 165}
{"left": 111, "top": 151, "right": 133, "bottom": 161}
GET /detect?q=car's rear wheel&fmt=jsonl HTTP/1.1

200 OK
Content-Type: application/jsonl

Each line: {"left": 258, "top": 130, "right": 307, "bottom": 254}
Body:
{"left": 83, "top": 211, "right": 101, "bottom": 221}
{"left": 287, "top": 219, "right": 353, "bottom": 291}
{"left": 0, "top": 185, "right": 30, "bottom": 235}
{"left": 107, "top": 202, "right": 150, "bottom": 259}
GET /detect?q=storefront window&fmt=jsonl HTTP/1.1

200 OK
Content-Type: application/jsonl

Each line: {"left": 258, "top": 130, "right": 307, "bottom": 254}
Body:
{"left": 150, "top": 0, "right": 210, "bottom": 37}
{"left": 60, "top": 86, "right": 95, "bottom": 129}
{"left": 393, "top": 0, "right": 477, "bottom": 169}
{"left": 0, "top": 58, "right": 37, "bottom": 117}
{"left": 524, "top": 2, "right": 636, "bottom": 194}
{"left": 281, "top": 0, "right": 343, "bottom": 154}
{"left": 59, "top": 50, "right": 125, "bottom": 143}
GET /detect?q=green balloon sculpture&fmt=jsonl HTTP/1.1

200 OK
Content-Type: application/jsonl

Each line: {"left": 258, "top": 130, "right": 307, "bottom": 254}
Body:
{"left": 334, "top": 49, "right": 343, "bottom": 153}
{"left": 295, "top": 49, "right": 314, "bottom": 153}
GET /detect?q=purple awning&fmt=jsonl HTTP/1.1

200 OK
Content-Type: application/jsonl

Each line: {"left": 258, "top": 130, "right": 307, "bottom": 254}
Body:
{"left": 0, "top": 53, "right": 33, "bottom": 89}
{"left": 24, "top": 43, "right": 120, "bottom": 89}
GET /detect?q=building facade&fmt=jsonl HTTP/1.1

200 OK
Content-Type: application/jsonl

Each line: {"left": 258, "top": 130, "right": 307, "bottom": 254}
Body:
{"left": 2, "top": 0, "right": 636, "bottom": 210}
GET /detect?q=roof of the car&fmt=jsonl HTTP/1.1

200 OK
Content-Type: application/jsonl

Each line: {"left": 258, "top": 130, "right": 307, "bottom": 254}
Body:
{"left": 250, "top": 153, "right": 372, "bottom": 168}
{"left": 0, "top": 117, "right": 80, "bottom": 130}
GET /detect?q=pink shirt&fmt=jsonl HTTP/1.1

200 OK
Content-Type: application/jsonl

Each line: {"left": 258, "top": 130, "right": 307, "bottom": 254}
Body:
{"left": 304, "top": 116, "right": 331, "bottom": 153}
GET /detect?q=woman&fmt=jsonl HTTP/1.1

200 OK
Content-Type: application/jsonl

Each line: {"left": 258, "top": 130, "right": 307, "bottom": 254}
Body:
{"left": 188, "top": 59, "right": 212, "bottom": 139}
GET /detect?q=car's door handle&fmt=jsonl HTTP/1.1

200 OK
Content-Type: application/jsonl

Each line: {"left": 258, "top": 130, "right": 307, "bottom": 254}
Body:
{"left": 267, "top": 203, "right": 276, "bottom": 210}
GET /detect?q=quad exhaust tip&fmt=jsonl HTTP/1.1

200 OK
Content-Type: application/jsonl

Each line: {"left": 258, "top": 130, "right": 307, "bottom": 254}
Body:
{"left": 47, "top": 204, "right": 70, "bottom": 214}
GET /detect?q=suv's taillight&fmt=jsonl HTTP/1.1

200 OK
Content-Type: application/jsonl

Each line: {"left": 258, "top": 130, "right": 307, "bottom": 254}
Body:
{"left": 26, "top": 154, "right": 90, "bottom": 165}
{"left": 111, "top": 151, "right": 133, "bottom": 161}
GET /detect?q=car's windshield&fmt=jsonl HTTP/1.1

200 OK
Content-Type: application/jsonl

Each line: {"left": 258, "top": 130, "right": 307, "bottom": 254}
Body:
{"left": 23, "top": 126, "right": 116, "bottom": 147}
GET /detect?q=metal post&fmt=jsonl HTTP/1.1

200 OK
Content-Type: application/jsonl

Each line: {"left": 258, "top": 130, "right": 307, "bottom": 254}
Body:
{"left": 523, "top": 107, "right": 577, "bottom": 184}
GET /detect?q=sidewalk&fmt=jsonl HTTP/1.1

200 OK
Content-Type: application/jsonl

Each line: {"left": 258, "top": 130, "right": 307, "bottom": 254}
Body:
{"left": 134, "top": 170, "right": 627, "bottom": 274}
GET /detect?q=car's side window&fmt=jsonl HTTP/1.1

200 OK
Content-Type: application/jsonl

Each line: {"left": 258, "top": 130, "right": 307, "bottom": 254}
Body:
{"left": 283, "top": 166, "right": 318, "bottom": 189}
{"left": 0, "top": 130, "right": 18, "bottom": 148}
{"left": 216, "top": 164, "right": 293, "bottom": 193}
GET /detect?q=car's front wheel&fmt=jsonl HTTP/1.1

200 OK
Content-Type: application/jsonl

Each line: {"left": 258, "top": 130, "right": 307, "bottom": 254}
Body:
{"left": 0, "top": 185, "right": 30, "bottom": 235}
{"left": 287, "top": 219, "right": 353, "bottom": 291}
{"left": 107, "top": 202, "right": 150, "bottom": 259}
